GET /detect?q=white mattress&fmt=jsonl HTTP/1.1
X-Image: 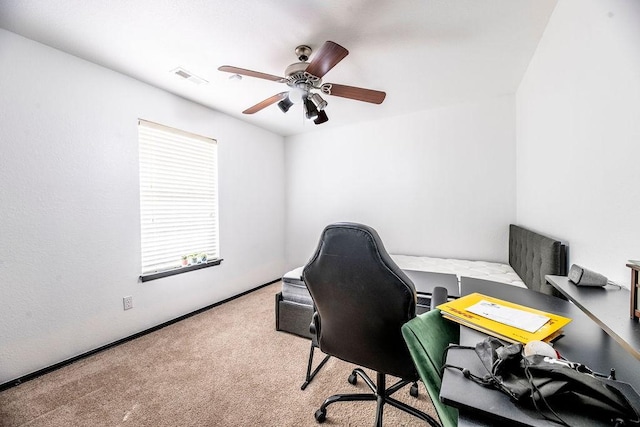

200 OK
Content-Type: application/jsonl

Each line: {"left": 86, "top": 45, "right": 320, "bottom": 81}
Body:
{"left": 283, "top": 266, "right": 304, "bottom": 282}
{"left": 390, "top": 254, "right": 525, "bottom": 288}
{"left": 281, "top": 266, "right": 312, "bottom": 305}
{"left": 280, "top": 255, "right": 525, "bottom": 306}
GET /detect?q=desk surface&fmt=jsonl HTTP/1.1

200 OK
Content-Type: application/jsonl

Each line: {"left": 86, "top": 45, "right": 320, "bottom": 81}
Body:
{"left": 402, "top": 269, "right": 460, "bottom": 298}
{"left": 440, "top": 277, "right": 640, "bottom": 427}
{"left": 546, "top": 274, "right": 640, "bottom": 360}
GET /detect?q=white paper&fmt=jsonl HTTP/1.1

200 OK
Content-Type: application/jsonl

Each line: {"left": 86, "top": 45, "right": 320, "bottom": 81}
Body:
{"left": 465, "top": 300, "right": 550, "bottom": 333}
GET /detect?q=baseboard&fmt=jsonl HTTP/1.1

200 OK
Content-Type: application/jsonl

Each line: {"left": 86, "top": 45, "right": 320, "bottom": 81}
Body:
{"left": 0, "top": 278, "right": 281, "bottom": 392}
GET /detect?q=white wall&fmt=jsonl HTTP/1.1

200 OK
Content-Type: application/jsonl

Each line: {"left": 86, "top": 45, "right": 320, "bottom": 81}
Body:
{"left": 0, "top": 29, "right": 285, "bottom": 384}
{"left": 516, "top": 0, "right": 640, "bottom": 286}
{"left": 285, "top": 96, "right": 517, "bottom": 268}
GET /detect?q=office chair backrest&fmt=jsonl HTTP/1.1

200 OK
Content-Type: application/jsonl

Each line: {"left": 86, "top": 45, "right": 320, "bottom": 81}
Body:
{"left": 303, "top": 222, "right": 418, "bottom": 380}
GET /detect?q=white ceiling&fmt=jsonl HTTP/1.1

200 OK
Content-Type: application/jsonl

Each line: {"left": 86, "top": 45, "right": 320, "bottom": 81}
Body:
{"left": 0, "top": 0, "right": 557, "bottom": 137}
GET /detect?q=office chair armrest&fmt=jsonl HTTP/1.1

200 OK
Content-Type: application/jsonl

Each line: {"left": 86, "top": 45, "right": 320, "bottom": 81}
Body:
{"left": 310, "top": 311, "right": 319, "bottom": 335}
{"left": 430, "top": 286, "right": 448, "bottom": 310}
{"left": 310, "top": 312, "right": 321, "bottom": 346}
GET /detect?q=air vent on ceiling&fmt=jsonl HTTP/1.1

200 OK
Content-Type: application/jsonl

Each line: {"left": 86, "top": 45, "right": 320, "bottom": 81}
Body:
{"left": 171, "top": 67, "right": 208, "bottom": 85}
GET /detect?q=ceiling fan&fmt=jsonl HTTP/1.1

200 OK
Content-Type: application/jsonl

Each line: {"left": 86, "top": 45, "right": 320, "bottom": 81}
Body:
{"left": 218, "top": 41, "right": 386, "bottom": 125}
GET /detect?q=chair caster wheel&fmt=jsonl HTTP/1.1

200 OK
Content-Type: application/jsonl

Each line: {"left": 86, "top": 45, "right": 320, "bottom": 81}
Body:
{"left": 410, "top": 383, "right": 419, "bottom": 397}
{"left": 348, "top": 372, "right": 358, "bottom": 385}
{"left": 315, "top": 409, "right": 327, "bottom": 423}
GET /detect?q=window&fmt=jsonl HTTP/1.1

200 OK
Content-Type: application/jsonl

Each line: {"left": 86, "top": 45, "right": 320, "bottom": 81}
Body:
{"left": 138, "top": 119, "right": 220, "bottom": 281}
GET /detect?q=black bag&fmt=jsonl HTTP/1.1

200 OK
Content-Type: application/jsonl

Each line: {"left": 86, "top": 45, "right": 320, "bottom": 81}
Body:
{"left": 445, "top": 337, "right": 640, "bottom": 426}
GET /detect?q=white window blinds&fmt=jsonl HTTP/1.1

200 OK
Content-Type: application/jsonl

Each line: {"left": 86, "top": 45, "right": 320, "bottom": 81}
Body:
{"left": 138, "top": 119, "right": 219, "bottom": 275}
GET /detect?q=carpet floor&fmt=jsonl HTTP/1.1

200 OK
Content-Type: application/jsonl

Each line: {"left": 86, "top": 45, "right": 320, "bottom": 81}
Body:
{"left": 0, "top": 283, "right": 439, "bottom": 426}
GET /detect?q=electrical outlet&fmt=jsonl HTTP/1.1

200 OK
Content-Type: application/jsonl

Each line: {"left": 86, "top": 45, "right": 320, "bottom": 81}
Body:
{"left": 123, "top": 296, "right": 133, "bottom": 310}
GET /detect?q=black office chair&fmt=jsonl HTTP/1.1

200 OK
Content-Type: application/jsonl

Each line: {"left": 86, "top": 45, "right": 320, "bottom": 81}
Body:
{"left": 303, "top": 222, "right": 440, "bottom": 426}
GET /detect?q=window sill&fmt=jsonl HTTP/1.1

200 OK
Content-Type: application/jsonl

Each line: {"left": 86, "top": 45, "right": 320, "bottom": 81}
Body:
{"left": 140, "top": 259, "right": 223, "bottom": 282}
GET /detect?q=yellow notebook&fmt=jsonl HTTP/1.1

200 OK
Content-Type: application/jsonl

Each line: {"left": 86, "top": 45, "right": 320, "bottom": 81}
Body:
{"left": 436, "top": 293, "right": 572, "bottom": 344}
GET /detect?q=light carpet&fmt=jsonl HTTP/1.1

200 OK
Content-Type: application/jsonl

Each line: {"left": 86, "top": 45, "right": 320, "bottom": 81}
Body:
{"left": 0, "top": 283, "right": 439, "bottom": 426}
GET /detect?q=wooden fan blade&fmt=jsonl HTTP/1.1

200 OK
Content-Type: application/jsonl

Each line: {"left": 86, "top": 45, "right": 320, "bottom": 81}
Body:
{"left": 218, "top": 65, "right": 285, "bottom": 82}
{"left": 242, "top": 92, "right": 288, "bottom": 114}
{"left": 304, "top": 41, "right": 349, "bottom": 79}
{"left": 322, "top": 83, "right": 386, "bottom": 104}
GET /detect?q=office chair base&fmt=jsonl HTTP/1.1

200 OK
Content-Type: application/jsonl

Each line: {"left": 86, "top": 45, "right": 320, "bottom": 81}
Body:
{"left": 409, "top": 382, "right": 419, "bottom": 397}
{"left": 301, "top": 342, "right": 331, "bottom": 390}
{"left": 348, "top": 369, "right": 419, "bottom": 397}
{"left": 313, "top": 369, "right": 440, "bottom": 427}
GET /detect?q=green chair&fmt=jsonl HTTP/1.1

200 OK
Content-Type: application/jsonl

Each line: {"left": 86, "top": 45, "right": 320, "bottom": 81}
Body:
{"left": 402, "top": 306, "right": 460, "bottom": 427}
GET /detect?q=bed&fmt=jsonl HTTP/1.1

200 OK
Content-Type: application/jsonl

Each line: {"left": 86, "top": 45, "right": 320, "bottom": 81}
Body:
{"left": 275, "top": 224, "right": 567, "bottom": 339}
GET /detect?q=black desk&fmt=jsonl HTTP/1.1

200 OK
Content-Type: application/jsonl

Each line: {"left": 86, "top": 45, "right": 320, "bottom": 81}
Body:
{"left": 403, "top": 269, "right": 460, "bottom": 298}
{"left": 440, "top": 277, "right": 640, "bottom": 427}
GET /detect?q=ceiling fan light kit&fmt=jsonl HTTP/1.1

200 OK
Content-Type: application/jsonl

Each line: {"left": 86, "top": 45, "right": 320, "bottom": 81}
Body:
{"left": 304, "top": 97, "right": 319, "bottom": 120}
{"left": 309, "top": 92, "right": 327, "bottom": 111}
{"left": 314, "top": 110, "right": 329, "bottom": 125}
{"left": 218, "top": 41, "right": 386, "bottom": 125}
{"left": 277, "top": 97, "right": 293, "bottom": 113}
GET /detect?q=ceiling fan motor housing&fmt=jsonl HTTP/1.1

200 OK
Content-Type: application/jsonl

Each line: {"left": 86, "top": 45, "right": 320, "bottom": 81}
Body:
{"left": 284, "top": 62, "right": 321, "bottom": 100}
{"left": 284, "top": 62, "right": 308, "bottom": 79}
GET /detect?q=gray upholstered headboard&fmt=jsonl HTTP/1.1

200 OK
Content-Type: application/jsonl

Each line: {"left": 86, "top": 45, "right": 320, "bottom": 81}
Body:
{"left": 509, "top": 224, "right": 567, "bottom": 294}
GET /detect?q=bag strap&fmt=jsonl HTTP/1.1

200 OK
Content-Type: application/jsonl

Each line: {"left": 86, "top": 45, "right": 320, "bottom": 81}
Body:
{"left": 441, "top": 343, "right": 521, "bottom": 400}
